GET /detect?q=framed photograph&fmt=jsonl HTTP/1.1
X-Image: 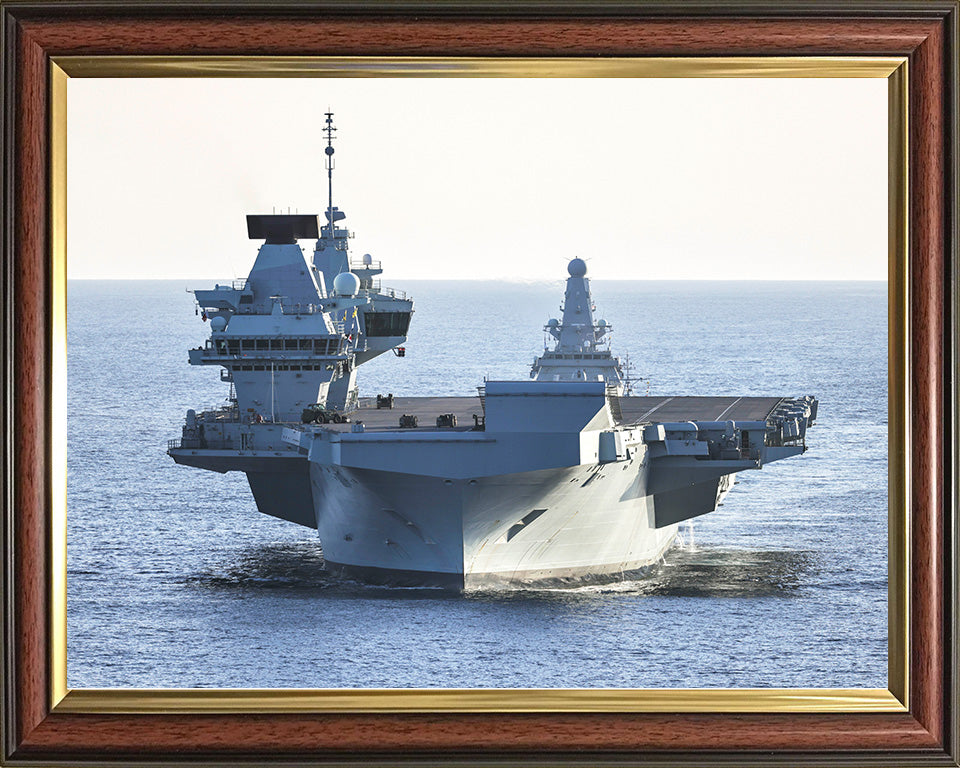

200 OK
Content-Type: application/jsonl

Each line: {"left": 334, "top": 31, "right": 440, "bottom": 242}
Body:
{"left": 2, "top": 2, "right": 956, "bottom": 766}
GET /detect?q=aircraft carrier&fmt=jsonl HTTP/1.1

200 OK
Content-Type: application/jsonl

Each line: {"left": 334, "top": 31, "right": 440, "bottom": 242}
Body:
{"left": 169, "top": 113, "right": 818, "bottom": 590}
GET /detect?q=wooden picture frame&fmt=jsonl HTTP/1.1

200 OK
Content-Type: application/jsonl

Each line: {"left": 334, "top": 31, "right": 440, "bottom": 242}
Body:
{"left": 2, "top": 2, "right": 957, "bottom": 765}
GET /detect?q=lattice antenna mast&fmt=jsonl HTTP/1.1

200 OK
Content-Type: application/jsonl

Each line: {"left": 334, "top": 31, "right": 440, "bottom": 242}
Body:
{"left": 323, "top": 111, "right": 337, "bottom": 234}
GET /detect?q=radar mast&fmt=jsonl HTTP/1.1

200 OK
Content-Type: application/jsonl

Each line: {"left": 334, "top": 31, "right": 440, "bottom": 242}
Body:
{"left": 323, "top": 111, "right": 337, "bottom": 235}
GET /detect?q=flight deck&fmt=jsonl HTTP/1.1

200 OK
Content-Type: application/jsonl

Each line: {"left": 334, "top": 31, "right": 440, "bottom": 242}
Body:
{"left": 321, "top": 395, "right": 786, "bottom": 433}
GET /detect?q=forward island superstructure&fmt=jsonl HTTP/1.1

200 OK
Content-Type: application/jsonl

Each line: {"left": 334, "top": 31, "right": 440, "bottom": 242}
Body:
{"left": 169, "top": 114, "right": 818, "bottom": 590}
{"left": 169, "top": 113, "right": 413, "bottom": 528}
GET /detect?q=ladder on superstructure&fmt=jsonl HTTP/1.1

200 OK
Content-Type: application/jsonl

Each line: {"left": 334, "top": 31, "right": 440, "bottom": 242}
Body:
{"left": 606, "top": 383, "right": 623, "bottom": 422}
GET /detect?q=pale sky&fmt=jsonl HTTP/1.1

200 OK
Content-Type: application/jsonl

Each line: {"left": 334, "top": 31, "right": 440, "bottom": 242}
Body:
{"left": 67, "top": 77, "right": 887, "bottom": 281}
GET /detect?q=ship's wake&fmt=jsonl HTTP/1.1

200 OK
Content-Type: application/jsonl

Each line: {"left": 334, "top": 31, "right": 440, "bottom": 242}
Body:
{"left": 185, "top": 540, "right": 453, "bottom": 597}
{"left": 538, "top": 547, "right": 817, "bottom": 598}
{"left": 184, "top": 540, "right": 333, "bottom": 592}
{"left": 185, "top": 541, "right": 815, "bottom": 600}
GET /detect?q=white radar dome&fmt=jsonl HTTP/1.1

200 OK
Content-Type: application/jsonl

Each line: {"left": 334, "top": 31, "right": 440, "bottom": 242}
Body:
{"left": 333, "top": 271, "right": 361, "bottom": 297}
{"left": 568, "top": 258, "right": 587, "bottom": 277}
{"left": 362, "top": 253, "right": 373, "bottom": 265}
{"left": 210, "top": 316, "right": 227, "bottom": 332}
{"left": 598, "top": 319, "right": 607, "bottom": 327}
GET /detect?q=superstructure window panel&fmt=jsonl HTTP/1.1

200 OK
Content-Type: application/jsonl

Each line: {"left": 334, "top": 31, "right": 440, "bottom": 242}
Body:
{"left": 363, "top": 311, "right": 412, "bottom": 337}
{"left": 212, "top": 336, "right": 342, "bottom": 360}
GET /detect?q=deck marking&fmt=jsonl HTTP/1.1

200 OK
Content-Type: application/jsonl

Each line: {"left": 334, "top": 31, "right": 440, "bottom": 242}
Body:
{"left": 636, "top": 397, "right": 674, "bottom": 422}
{"left": 716, "top": 397, "right": 743, "bottom": 420}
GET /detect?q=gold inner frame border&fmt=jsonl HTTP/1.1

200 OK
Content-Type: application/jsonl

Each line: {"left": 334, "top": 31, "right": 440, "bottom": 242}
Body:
{"left": 48, "top": 55, "right": 909, "bottom": 715}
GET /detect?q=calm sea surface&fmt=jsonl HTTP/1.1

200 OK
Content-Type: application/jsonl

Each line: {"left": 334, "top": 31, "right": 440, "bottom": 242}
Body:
{"left": 67, "top": 279, "right": 887, "bottom": 689}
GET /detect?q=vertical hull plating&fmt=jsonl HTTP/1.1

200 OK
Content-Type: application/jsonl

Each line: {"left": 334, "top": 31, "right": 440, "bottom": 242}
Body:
{"left": 312, "top": 454, "right": 679, "bottom": 590}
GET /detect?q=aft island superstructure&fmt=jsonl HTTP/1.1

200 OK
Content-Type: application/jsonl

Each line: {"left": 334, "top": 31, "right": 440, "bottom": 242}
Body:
{"left": 169, "top": 113, "right": 818, "bottom": 590}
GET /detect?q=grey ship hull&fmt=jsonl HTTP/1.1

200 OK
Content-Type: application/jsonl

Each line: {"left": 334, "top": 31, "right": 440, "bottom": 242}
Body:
{"left": 172, "top": 442, "right": 716, "bottom": 589}
{"left": 314, "top": 462, "right": 680, "bottom": 590}
{"left": 171, "top": 390, "right": 814, "bottom": 591}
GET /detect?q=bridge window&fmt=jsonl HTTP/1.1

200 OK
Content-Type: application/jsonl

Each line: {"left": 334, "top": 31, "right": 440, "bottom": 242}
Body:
{"left": 363, "top": 311, "right": 411, "bottom": 337}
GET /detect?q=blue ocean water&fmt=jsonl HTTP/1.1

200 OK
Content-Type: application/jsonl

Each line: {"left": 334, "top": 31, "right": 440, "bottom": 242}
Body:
{"left": 67, "top": 279, "right": 887, "bottom": 689}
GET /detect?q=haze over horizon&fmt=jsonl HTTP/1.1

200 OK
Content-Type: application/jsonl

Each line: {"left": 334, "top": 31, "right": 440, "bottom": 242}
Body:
{"left": 66, "top": 275, "right": 889, "bottom": 283}
{"left": 68, "top": 77, "right": 887, "bottom": 282}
